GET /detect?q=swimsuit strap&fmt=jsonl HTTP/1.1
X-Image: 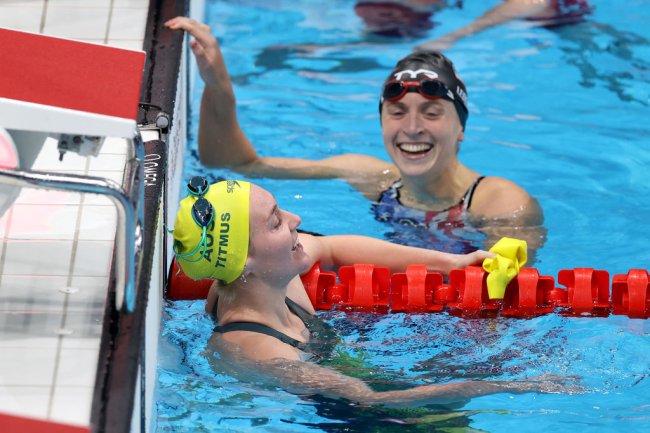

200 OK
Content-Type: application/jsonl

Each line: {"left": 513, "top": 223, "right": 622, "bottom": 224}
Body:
{"left": 461, "top": 176, "right": 485, "bottom": 211}
{"left": 378, "top": 179, "right": 403, "bottom": 205}
{"left": 213, "top": 321, "right": 306, "bottom": 349}
{"left": 213, "top": 297, "right": 310, "bottom": 350}
{"left": 392, "top": 177, "right": 485, "bottom": 211}
{"left": 285, "top": 297, "right": 314, "bottom": 326}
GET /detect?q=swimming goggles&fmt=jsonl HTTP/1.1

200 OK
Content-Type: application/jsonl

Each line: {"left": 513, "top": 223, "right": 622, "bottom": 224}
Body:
{"left": 174, "top": 176, "right": 214, "bottom": 262}
{"left": 382, "top": 79, "right": 455, "bottom": 103}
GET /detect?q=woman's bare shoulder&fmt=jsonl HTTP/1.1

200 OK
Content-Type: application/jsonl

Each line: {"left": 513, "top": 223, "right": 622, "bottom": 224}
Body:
{"left": 470, "top": 176, "right": 542, "bottom": 221}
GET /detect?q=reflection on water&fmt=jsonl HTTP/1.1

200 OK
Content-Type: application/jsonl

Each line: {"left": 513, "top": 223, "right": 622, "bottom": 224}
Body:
{"left": 544, "top": 20, "right": 650, "bottom": 106}
{"left": 157, "top": 301, "right": 650, "bottom": 432}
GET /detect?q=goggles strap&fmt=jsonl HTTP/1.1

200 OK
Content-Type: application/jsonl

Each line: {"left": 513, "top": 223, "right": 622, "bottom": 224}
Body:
{"left": 174, "top": 226, "right": 209, "bottom": 262}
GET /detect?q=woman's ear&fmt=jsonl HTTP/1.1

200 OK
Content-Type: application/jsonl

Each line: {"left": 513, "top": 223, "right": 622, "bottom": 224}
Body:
{"left": 456, "top": 129, "right": 464, "bottom": 154}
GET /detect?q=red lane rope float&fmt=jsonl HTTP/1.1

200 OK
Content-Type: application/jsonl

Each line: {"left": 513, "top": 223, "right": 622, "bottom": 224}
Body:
{"left": 166, "top": 258, "right": 213, "bottom": 300}
{"left": 165, "top": 258, "right": 650, "bottom": 319}
{"left": 391, "top": 265, "right": 444, "bottom": 312}
{"left": 612, "top": 269, "right": 650, "bottom": 319}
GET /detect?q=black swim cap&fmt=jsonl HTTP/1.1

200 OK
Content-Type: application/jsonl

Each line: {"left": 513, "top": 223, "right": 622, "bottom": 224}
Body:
{"left": 379, "top": 51, "right": 468, "bottom": 129}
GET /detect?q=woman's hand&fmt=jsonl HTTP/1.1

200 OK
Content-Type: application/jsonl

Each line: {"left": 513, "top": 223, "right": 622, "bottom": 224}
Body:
{"left": 453, "top": 249, "right": 494, "bottom": 270}
{"left": 165, "top": 16, "right": 255, "bottom": 168}
{"left": 165, "top": 16, "right": 226, "bottom": 88}
{"left": 497, "top": 374, "right": 586, "bottom": 395}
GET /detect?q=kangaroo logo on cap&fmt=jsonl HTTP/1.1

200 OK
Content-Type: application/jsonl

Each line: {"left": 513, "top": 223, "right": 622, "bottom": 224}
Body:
{"left": 393, "top": 69, "right": 439, "bottom": 80}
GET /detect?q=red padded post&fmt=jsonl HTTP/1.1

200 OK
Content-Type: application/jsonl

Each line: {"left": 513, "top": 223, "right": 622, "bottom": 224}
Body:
{"left": 543, "top": 284, "right": 568, "bottom": 306}
{"left": 612, "top": 269, "right": 650, "bottom": 319}
{"left": 403, "top": 265, "right": 427, "bottom": 306}
{"left": 434, "top": 283, "right": 457, "bottom": 304}
{"left": 625, "top": 270, "right": 649, "bottom": 318}
{"left": 501, "top": 268, "right": 555, "bottom": 317}
{"left": 447, "top": 266, "right": 499, "bottom": 314}
{"left": 391, "top": 265, "right": 444, "bottom": 312}
{"left": 325, "top": 283, "right": 348, "bottom": 306}
{"left": 450, "top": 266, "right": 483, "bottom": 311}
{"left": 300, "top": 262, "right": 337, "bottom": 310}
{"left": 557, "top": 268, "right": 610, "bottom": 316}
{"left": 338, "top": 264, "right": 390, "bottom": 311}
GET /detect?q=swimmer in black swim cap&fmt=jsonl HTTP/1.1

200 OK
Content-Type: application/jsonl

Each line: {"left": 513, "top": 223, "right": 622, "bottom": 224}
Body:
{"left": 379, "top": 51, "right": 469, "bottom": 129}
{"left": 167, "top": 16, "right": 546, "bottom": 259}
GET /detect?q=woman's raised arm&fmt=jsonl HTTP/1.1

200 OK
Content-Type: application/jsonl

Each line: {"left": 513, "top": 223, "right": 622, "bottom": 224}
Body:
{"left": 165, "top": 17, "right": 393, "bottom": 195}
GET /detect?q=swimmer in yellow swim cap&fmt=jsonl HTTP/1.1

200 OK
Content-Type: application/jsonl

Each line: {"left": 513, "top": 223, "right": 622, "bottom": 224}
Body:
{"left": 171, "top": 177, "right": 581, "bottom": 406}
{"left": 173, "top": 177, "right": 251, "bottom": 284}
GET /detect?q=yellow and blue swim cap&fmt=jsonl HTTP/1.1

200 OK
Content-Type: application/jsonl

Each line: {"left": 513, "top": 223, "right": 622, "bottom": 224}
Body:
{"left": 173, "top": 178, "right": 251, "bottom": 284}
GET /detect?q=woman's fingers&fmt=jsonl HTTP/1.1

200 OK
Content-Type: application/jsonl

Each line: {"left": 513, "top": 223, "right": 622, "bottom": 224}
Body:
{"left": 165, "top": 16, "right": 216, "bottom": 50}
{"left": 461, "top": 250, "right": 493, "bottom": 267}
{"left": 190, "top": 39, "right": 206, "bottom": 58}
{"left": 474, "top": 250, "right": 494, "bottom": 262}
{"left": 522, "top": 374, "right": 587, "bottom": 395}
{"left": 165, "top": 16, "right": 222, "bottom": 85}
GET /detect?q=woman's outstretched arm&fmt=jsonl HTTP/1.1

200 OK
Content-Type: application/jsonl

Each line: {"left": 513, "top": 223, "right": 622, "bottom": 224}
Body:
{"left": 415, "top": 0, "right": 552, "bottom": 52}
{"left": 165, "top": 17, "right": 393, "bottom": 198}
{"left": 255, "top": 356, "right": 579, "bottom": 408}
{"left": 299, "top": 233, "right": 492, "bottom": 276}
{"left": 211, "top": 334, "right": 579, "bottom": 408}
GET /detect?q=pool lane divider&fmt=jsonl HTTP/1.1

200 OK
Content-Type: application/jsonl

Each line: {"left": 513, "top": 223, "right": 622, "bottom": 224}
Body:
{"left": 166, "top": 259, "right": 650, "bottom": 319}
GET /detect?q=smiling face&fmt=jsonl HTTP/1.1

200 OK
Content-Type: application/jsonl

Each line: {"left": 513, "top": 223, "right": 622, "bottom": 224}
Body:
{"left": 246, "top": 185, "right": 311, "bottom": 283}
{"left": 381, "top": 92, "right": 464, "bottom": 180}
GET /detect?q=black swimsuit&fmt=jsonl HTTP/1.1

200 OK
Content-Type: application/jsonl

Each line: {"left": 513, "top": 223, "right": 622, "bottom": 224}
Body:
{"left": 213, "top": 297, "right": 337, "bottom": 359}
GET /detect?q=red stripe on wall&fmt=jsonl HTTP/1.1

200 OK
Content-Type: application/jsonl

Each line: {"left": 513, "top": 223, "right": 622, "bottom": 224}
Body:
{"left": 0, "top": 412, "right": 90, "bottom": 433}
{"left": 0, "top": 28, "right": 145, "bottom": 120}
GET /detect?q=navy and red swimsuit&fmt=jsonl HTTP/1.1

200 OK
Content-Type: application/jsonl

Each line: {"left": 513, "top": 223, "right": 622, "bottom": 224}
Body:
{"left": 372, "top": 176, "right": 486, "bottom": 253}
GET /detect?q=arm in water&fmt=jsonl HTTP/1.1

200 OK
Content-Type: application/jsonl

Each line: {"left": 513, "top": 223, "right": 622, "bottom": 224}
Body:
{"left": 415, "top": 0, "right": 554, "bottom": 51}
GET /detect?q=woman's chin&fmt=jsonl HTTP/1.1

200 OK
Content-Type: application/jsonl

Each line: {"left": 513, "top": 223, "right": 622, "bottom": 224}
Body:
{"left": 394, "top": 156, "right": 438, "bottom": 178}
{"left": 294, "top": 249, "right": 312, "bottom": 273}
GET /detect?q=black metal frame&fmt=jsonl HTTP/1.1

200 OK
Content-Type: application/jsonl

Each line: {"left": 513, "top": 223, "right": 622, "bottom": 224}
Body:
{"left": 91, "top": 0, "right": 187, "bottom": 431}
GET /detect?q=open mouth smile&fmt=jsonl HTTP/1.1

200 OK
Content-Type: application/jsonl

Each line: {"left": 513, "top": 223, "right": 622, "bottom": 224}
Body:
{"left": 396, "top": 142, "right": 434, "bottom": 155}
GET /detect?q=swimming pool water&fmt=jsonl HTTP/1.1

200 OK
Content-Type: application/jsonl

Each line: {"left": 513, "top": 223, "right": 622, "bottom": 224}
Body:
{"left": 156, "top": 1, "right": 650, "bottom": 431}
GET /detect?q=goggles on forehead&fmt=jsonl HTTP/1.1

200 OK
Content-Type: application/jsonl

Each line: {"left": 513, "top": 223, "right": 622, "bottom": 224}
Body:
{"left": 382, "top": 79, "right": 455, "bottom": 103}
{"left": 173, "top": 176, "right": 214, "bottom": 262}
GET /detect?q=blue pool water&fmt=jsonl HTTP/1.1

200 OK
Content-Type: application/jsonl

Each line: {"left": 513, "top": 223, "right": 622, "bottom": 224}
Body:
{"left": 156, "top": 1, "right": 650, "bottom": 431}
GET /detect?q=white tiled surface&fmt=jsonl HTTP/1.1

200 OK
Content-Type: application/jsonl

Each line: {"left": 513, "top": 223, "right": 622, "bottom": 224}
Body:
{"left": 0, "top": 0, "right": 150, "bottom": 428}
{"left": 0, "top": 0, "right": 149, "bottom": 49}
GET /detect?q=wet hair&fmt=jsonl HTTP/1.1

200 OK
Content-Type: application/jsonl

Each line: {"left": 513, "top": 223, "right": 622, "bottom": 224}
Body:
{"left": 380, "top": 50, "right": 469, "bottom": 129}
{"left": 354, "top": 2, "right": 434, "bottom": 39}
